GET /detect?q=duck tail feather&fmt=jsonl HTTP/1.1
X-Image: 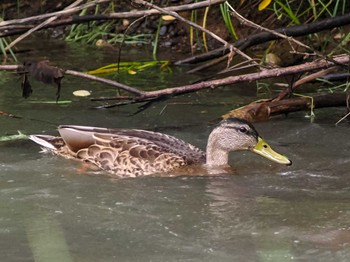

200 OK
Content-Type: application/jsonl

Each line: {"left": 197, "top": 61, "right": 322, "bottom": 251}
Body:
{"left": 29, "top": 135, "right": 58, "bottom": 151}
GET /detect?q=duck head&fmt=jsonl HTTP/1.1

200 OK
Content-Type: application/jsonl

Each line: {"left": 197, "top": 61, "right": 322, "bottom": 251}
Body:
{"left": 206, "top": 118, "right": 292, "bottom": 167}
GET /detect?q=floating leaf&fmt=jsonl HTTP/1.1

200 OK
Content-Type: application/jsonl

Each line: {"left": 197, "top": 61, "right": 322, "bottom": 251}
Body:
{"left": 0, "top": 131, "right": 27, "bottom": 142}
{"left": 73, "top": 90, "right": 91, "bottom": 97}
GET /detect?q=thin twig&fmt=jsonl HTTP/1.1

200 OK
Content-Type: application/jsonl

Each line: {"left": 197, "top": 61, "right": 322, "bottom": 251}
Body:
{"left": 225, "top": 2, "right": 346, "bottom": 69}
{"left": 273, "top": 67, "right": 339, "bottom": 101}
{"left": 134, "top": 0, "right": 228, "bottom": 45}
{"left": 139, "top": 55, "right": 350, "bottom": 99}
{"left": 134, "top": 0, "right": 258, "bottom": 67}
{"left": 335, "top": 112, "right": 350, "bottom": 125}
{"left": 65, "top": 70, "right": 146, "bottom": 96}
{"left": 0, "top": 0, "right": 110, "bottom": 27}
{"left": 0, "top": 64, "right": 145, "bottom": 96}
{"left": 225, "top": 2, "right": 313, "bottom": 53}
{"left": 0, "top": 0, "right": 225, "bottom": 32}
{"left": 5, "top": 0, "right": 86, "bottom": 51}
{"left": 2, "top": 55, "right": 348, "bottom": 102}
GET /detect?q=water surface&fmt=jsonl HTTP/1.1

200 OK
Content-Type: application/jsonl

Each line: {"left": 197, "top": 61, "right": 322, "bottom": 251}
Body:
{"left": 0, "top": 40, "right": 349, "bottom": 261}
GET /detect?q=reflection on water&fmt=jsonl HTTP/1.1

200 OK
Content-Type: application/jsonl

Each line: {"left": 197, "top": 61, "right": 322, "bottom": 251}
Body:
{"left": 0, "top": 40, "right": 350, "bottom": 261}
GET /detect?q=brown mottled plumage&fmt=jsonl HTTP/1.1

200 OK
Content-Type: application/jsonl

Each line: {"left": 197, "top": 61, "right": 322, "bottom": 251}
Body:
{"left": 29, "top": 118, "right": 291, "bottom": 177}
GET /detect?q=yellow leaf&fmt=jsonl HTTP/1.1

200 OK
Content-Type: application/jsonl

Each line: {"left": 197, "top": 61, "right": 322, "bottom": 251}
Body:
{"left": 161, "top": 15, "right": 176, "bottom": 21}
{"left": 128, "top": 69, "right": 137, "bottom": 75}
{"left": 95, "top": 39, "right": 108, "bottom": 47}
{"left": 73, "top": 90, "right": 91, "bottom": 97}
{"left": 258, "top": 0, "right": 272, "bottom": 11}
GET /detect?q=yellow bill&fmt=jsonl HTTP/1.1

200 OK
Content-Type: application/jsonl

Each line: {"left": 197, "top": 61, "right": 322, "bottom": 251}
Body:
{"left": 252, "top": 137, "right": 292, "bottom": 165}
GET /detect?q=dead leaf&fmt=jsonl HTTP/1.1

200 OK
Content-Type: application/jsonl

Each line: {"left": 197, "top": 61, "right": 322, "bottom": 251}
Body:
{"left": 22, "top": 60, "right": 64, "bottom": 101}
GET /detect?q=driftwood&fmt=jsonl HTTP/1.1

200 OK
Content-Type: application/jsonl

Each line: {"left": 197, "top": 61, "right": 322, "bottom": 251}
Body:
{"left": 222, "top": 93, "right": 349, "bottom": 123}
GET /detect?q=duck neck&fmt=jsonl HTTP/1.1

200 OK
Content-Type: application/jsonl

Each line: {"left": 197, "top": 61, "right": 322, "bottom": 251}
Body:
{"left": 206, "top": 133, "right": 229, "bottom": 167}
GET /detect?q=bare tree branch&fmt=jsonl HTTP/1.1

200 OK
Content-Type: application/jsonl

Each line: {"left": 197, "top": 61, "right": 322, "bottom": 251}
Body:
{"left": 0, "top": 0, "right": 110, "bottom": 27}
{"left": 138, "top": 55, "right": 349, "bottom": 100}
{"left": 0, "top": 0, "right": 226, "bottom": 37}
{"left": 2, "top": 56, "right": 348, "bottom": 102}
{"left": 225, "top": 2, "right": 313, "bottom": 53}
{"left": 134, "top": 0, "right": 259, "bottom": 70}
{"left": 65, "top": 70, "right": 145, "bottom": 96}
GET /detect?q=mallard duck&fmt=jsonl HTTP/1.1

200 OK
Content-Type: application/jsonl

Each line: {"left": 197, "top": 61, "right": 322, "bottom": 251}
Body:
{"left": 29, "top": 118, "right": 291, "bottom": 177}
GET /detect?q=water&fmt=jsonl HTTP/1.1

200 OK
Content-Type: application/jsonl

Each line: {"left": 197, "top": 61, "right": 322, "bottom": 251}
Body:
{"left": 1, "top": 39, "right": 350, "bottom": 261}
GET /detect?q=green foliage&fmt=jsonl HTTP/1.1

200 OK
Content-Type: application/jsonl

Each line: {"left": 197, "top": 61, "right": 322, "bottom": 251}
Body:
{"left": 0, "top": 37, "right": 17, "bottom": 62}
{"left": 273, "top": 0, "right": 301, "bottom": 25}
{"left": 220, "top": 2, "right": 238, "bottom": 40}
{"left": 152, "top": 18, "right": 162, "bottom": 60}
{"left": 269, "top": 0, "right": 348, "bottom": 25}
{"left": 317, "top": 76, "right": 350, "bottom": 93}
{"left": 65, "top": 3, "right": 151, "bottom": 45}
{"left": 66, "top": 19, "right": 152, "bottom": 45}
{"left": 189, "top": 7, "right": 199, "bottom": 52}
{"left": 256, "top": 81, "right": 272, "bottom": 97}
{"left": 329, "top": 32, "right": 350, "bottom": 55}
{"left": 257, "top": 0, "right": 350, "bottom": 55}
{"left": 86, "top": 61, "right": 171, "bottom": 76}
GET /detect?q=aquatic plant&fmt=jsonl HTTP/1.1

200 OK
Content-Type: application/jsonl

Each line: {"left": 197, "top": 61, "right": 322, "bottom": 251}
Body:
{"left": 86, "top": 60, "right": 170, "bottom": 76}
{"left": 0, "top": 37, "right": 17, "bottom": 62}
{"left": 220, "top": 2, "right": 238, "bottom": 40}
{"left": 65, "top": 2, "right": 152, "bottom": 46}
{"left": 259, "top": 0, "right": 348, "bottom": 24}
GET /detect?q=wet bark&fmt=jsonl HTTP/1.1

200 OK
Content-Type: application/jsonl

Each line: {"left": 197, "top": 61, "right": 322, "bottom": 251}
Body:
{"left": 222, "top": 93, "right": 349, "bottom": 123}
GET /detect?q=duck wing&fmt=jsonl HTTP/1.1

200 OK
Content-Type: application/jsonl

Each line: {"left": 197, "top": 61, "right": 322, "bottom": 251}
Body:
{"left": 58, "top": 125, "right": 205, "bottom": 164}
{"left": 30, "top": 125, "right": 206, "bottom": 177}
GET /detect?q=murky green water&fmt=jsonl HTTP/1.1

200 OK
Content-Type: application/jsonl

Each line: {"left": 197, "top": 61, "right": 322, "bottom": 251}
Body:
{"left": 1, "top": 39, "right": 350, "bottom": 261}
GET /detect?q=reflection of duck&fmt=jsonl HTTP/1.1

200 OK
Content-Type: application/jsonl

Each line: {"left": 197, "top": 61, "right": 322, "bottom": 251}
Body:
{"left": 29, "top": 118, "right": 291, "bottom": 177}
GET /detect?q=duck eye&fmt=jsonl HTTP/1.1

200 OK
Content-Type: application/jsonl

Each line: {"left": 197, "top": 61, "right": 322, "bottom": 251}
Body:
{"left": 239, "top": 127, "right": 248, "bottom": 133}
